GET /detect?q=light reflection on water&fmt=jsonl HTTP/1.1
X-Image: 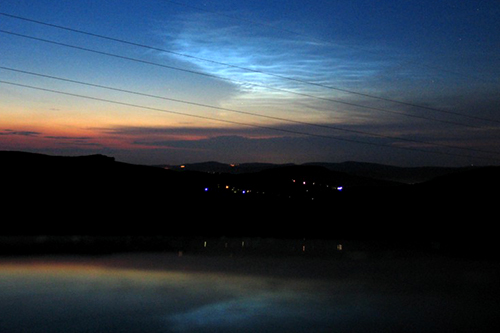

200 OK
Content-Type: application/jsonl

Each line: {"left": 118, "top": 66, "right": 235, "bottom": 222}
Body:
{"left": 0, "top": 253, "right": 499, "bottom": 332}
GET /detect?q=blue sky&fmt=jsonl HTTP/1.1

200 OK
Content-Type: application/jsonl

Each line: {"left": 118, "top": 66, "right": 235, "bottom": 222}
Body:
{"left": 1, "top": 0, "right": 499, "bottom": 166}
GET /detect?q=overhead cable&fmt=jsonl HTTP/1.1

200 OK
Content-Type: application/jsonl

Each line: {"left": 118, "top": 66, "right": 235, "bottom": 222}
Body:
{"left": 4, "top": 65, "right": 500, "bottom": 156}
{"left": 0, "top": 29, "right": 495, "bottom": 129}
{"left": 1, "top": 79, "right": 499, "bottom": 163}
{"left": 1, "top": 12, "right": 498, "bottom": 125}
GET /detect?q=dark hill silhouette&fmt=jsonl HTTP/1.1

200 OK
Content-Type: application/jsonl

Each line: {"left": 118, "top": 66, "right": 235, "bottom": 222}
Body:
{"left": 407, "top": 166, "right": 499, "bottom": 213}
{"left": 160, "top": 161, "right": 293, "bottom": 174}
{"left": 2, "top": 151, "right": 214, "bottom": 236}
{"left": 1, "top": 151, "right": 498, "bottom": 245}
{"left": 418, "top": 165, "right": 500, "bottom": 190}
{"left": 161, "top": 160, "right": 476, "bottom": 184}
{"left": 251, "top": 164, "right": 396, "bottom": 187}
{"left": 2, "top": 150, "right": 198, "bottom": 199}
{"left": 223, "top": 164, "right": 402, "bottom": 203}
{"left": 305, "top": 161, "right": 469, "bottom": 184}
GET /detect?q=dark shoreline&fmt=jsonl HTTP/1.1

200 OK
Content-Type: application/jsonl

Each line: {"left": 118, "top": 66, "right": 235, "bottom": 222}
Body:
{"left": 0, "top": 235, "right": 492, "bottom": 261}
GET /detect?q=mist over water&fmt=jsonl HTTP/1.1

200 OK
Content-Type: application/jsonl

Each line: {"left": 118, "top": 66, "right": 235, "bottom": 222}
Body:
{"left": 1, "top": 252, "right": 499, "bottom": 332}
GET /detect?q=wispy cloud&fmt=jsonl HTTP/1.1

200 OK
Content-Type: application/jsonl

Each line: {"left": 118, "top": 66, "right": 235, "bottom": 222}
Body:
{"left": 153, "top": 10, "right": 440, "bottom": 134}
{"left": 103, "top": 124, "right": 282, "bottom": 140}
{"left": 44, "top": 135, "right": 101, "bottom": 147}
{"left": 1, "top": 129, "right": 100, "bottom": 147}
{"left": 0, "top": 129, "right": 41, "bottom": 137}
{"left": 157, "top": 11, "right": 390, "bottom": 100}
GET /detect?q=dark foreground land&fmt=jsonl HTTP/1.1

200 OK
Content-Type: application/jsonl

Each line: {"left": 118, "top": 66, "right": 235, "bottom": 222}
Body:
{"left": 1, "top": 150, "right": 499, "bottom": 332}
{"left": 1, "top": 150, "right": 499, "bottom": 255}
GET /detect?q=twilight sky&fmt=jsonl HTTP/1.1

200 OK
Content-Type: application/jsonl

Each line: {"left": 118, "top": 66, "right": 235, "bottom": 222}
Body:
{"left": 1, "top": 0, "right": 499, "bottom": 166}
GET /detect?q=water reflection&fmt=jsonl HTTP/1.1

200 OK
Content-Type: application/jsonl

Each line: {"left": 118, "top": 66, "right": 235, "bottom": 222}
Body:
{"left": 1, "top": 253, "right": 499, "bottom": 332}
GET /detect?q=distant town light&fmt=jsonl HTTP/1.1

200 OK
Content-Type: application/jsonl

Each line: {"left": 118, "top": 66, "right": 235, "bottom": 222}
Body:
{"left": 180, "top": 165, "right": 185, "bottom": 168}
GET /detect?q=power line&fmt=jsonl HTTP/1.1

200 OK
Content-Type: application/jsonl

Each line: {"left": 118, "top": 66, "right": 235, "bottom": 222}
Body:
{"left": 1, "top": 12, "right": 498, "bottom": 125}
{"left": 1, "top": 79, "right": 499, "bottom": 164}
{"left": 0, "top": 29, "right": 495, "bottom": 130}
{"left": 0, "top": 79, "right": 380, "bottom": 143}
{"left": 4, "top": 65, "right": 499, "bottom": 157}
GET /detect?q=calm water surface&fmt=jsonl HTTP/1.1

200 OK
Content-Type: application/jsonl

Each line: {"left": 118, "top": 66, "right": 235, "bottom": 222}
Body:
{"left": 1, "top": 252, "right": 499, "bottom": 332}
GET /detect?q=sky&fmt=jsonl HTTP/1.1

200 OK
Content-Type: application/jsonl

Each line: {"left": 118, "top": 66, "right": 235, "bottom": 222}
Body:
{"left": 1, "top": 0, "right": 499, "bottom": 166}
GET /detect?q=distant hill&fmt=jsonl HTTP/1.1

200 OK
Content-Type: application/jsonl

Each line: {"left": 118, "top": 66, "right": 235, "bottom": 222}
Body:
{"left": 159, "top": 160, "right": 475, "bottom": 184}
{"left": 304, "top": 161, "right": 470, "bottom": 184}
{"left": 2, "top": 151, "right": 498, "bottom": 242}
{"left": 158, "top": 161, "right": 294, "bottom": 174}
{"left": 416, "top": 165, "right": 500, "bottom": 190}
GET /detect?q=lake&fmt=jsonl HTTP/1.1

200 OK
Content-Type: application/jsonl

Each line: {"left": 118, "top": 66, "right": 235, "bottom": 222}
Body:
{"left": 1, "top": 251, "right": 499, "bottom": 332}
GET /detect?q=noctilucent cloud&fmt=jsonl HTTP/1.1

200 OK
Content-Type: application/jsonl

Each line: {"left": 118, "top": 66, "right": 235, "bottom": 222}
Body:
{"left": 1, "top": 0, "right": 499, "bottom": 166}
